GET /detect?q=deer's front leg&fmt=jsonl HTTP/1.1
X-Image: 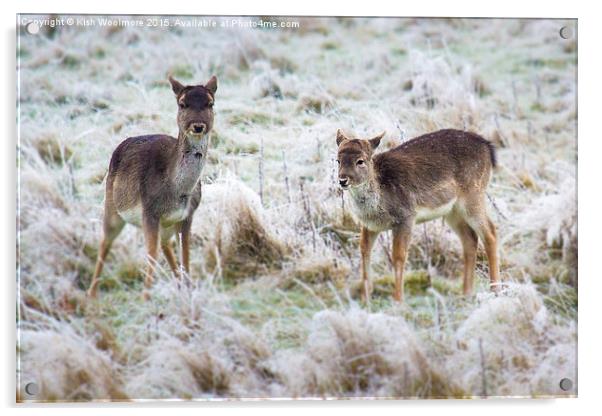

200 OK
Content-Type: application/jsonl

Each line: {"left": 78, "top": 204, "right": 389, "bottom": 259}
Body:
{"left": 392, "top": 223, "right": 413, "bottom": 303}
{"left": 142, "top": 214, "right": 160, "bottom": 299}
{"left": 360, "top": 226, "right": 379, "bottom": 303}
{"left": 180, "top": 218, "right": 192, "bottom": 275}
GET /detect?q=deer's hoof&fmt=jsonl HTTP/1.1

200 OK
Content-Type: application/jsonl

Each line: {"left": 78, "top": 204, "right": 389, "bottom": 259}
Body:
{"left": 393, "top": 292, "right": 404, "bottom": 303}
{"left": 360, "top": 283, "right": 373, "bottom": 304}
{"left": 490, "top": 281, "right": 503, "bottom": 294}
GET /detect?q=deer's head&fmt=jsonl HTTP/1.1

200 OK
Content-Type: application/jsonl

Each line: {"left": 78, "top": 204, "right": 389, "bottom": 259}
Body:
{"left": 335, "top": 129, "right": 385, "bottom": 189}
{"left": 169, "top": 75, "right": 217, "bottom": 141}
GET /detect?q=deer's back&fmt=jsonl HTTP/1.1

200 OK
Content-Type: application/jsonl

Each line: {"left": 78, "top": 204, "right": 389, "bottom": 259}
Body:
{"left": 375, "top": 129, "right": 495, "bottom": 192}
{"left": 371, "top": 129, "right": 495, "bottom": 222}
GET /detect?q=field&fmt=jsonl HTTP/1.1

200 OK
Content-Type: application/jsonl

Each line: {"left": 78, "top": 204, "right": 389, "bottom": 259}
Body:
{"left": 17, "top": 16, "right": 577, "bottom": 400}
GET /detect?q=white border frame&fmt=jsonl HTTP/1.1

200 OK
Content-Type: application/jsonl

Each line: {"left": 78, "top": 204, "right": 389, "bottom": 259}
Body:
{"left": 4, "top": 1, "right": 599, "bottom": 415}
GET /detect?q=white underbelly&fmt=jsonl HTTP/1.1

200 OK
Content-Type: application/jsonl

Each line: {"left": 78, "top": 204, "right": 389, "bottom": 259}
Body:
{"left": 118, "top": 206, "right": 143, "bottom": 227}
{"left": 162, "top": 207, "right": 189, "bottom": 225}
{"left": 117, "top": 205, "right": 190, "bottom": 227}
{"left": 415, "top": 198, "right": 456, "bottom": 223}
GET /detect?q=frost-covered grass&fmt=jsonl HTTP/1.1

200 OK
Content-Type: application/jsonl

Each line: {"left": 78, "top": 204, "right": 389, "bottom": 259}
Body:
{"left": 17, "top": 16, "right": 577, "bottom": 401}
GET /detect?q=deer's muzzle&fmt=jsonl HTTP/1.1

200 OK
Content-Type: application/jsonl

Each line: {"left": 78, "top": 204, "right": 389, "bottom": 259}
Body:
{"left": 188, "top": 123, "right": 207, "bottom": 136}
{"left": 339, "top": 177, "right": 350, "bottom": 189}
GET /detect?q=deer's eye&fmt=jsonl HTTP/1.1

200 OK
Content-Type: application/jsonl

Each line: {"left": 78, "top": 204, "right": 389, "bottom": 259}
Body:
{"left": 178, "top": 101, "right": 187, "bottom": 109}
{"left": 336, "top": 160, "right": 340, "bottom": 165}
{"left": 356, "top": 159, "right": 365, "bottom": 166}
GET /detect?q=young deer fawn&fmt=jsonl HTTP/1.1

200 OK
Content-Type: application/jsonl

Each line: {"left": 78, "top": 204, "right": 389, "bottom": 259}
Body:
{"left": 87, "top": 75, "right": 217, "bottom": 298}
{"left": 335, "top": 128, "right": 499, "bottom": 303}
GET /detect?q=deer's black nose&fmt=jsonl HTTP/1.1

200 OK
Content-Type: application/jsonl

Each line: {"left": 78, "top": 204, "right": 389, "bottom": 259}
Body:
{"left": 339, "top": 177, "right": 349, "bottom": 187}
{"left": 191, "top": 123, "right": 206, "bottom": 134}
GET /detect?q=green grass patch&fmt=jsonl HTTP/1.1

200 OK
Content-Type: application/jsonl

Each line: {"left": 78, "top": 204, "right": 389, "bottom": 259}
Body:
{"left": 321, "top": 41, "right": 340, "bottom": 50}
{"left": 525, "top": 57, "right": 574, "bottom": 69}
{"left": 170, "top": 64, "right": 195, "bottom": 80}
{"left": 391, "top": 47, "right": 407, "bottom": 56}
{"left": 228, "top": 112, "right": 285, "bottom": 127}
{"left": 228, "top": 284, "right": 326, "bottom": 348}
{"left": 17, "top": 47, "right": 30, "bottom": 58}
{"left": 61, "top": 54, "right": 81, "bottom": 69}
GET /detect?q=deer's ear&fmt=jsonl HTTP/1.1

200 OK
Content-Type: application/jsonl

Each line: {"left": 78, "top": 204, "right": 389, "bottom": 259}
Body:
{"left": 168, "top": 76, "right": 185, "bottom": 96}
{"left": 336, "top": 129, "right": 348, "bottom": 147}
{"left": 369, "top": 132, "right": 385, "bottom": 150}
{"left": 205, "top": 75, "right": 218, "bottom": 95}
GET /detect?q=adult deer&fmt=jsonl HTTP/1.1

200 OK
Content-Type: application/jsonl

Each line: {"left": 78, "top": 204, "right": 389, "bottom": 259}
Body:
{"left": 87, "top": 75, "right": 217, "bottom": 298}
{"left": 335, "top": 128, "right": 499, "bottom": 303}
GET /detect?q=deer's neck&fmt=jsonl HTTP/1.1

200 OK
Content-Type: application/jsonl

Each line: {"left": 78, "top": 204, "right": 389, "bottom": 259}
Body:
{"left": 347, "top": 167, "right": 391, "bottom": 232}
{"left": 348, "top": 169, "right": 380, "bottom": 211}
{"left": 349, "top": 182, "right": 379, "bottom": 206}
{"left": 170, "top": 131, "right": 209, "bottom": 194}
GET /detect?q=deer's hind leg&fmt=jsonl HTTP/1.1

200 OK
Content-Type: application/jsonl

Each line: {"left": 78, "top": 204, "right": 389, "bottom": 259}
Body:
{"left": 391, "top": 223, "right": 413, "bottom": 303}
{"left": 461, "top": 196, "right": 500, "bottom": 292}
{"left": 482, "top": 216, "right": 500, "bottom": 291}
{"left": 445, "top": 210, "right": 478, "bottom": 295}
{"left": 87, "top": 204, "right": 125, "bottom": 298}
